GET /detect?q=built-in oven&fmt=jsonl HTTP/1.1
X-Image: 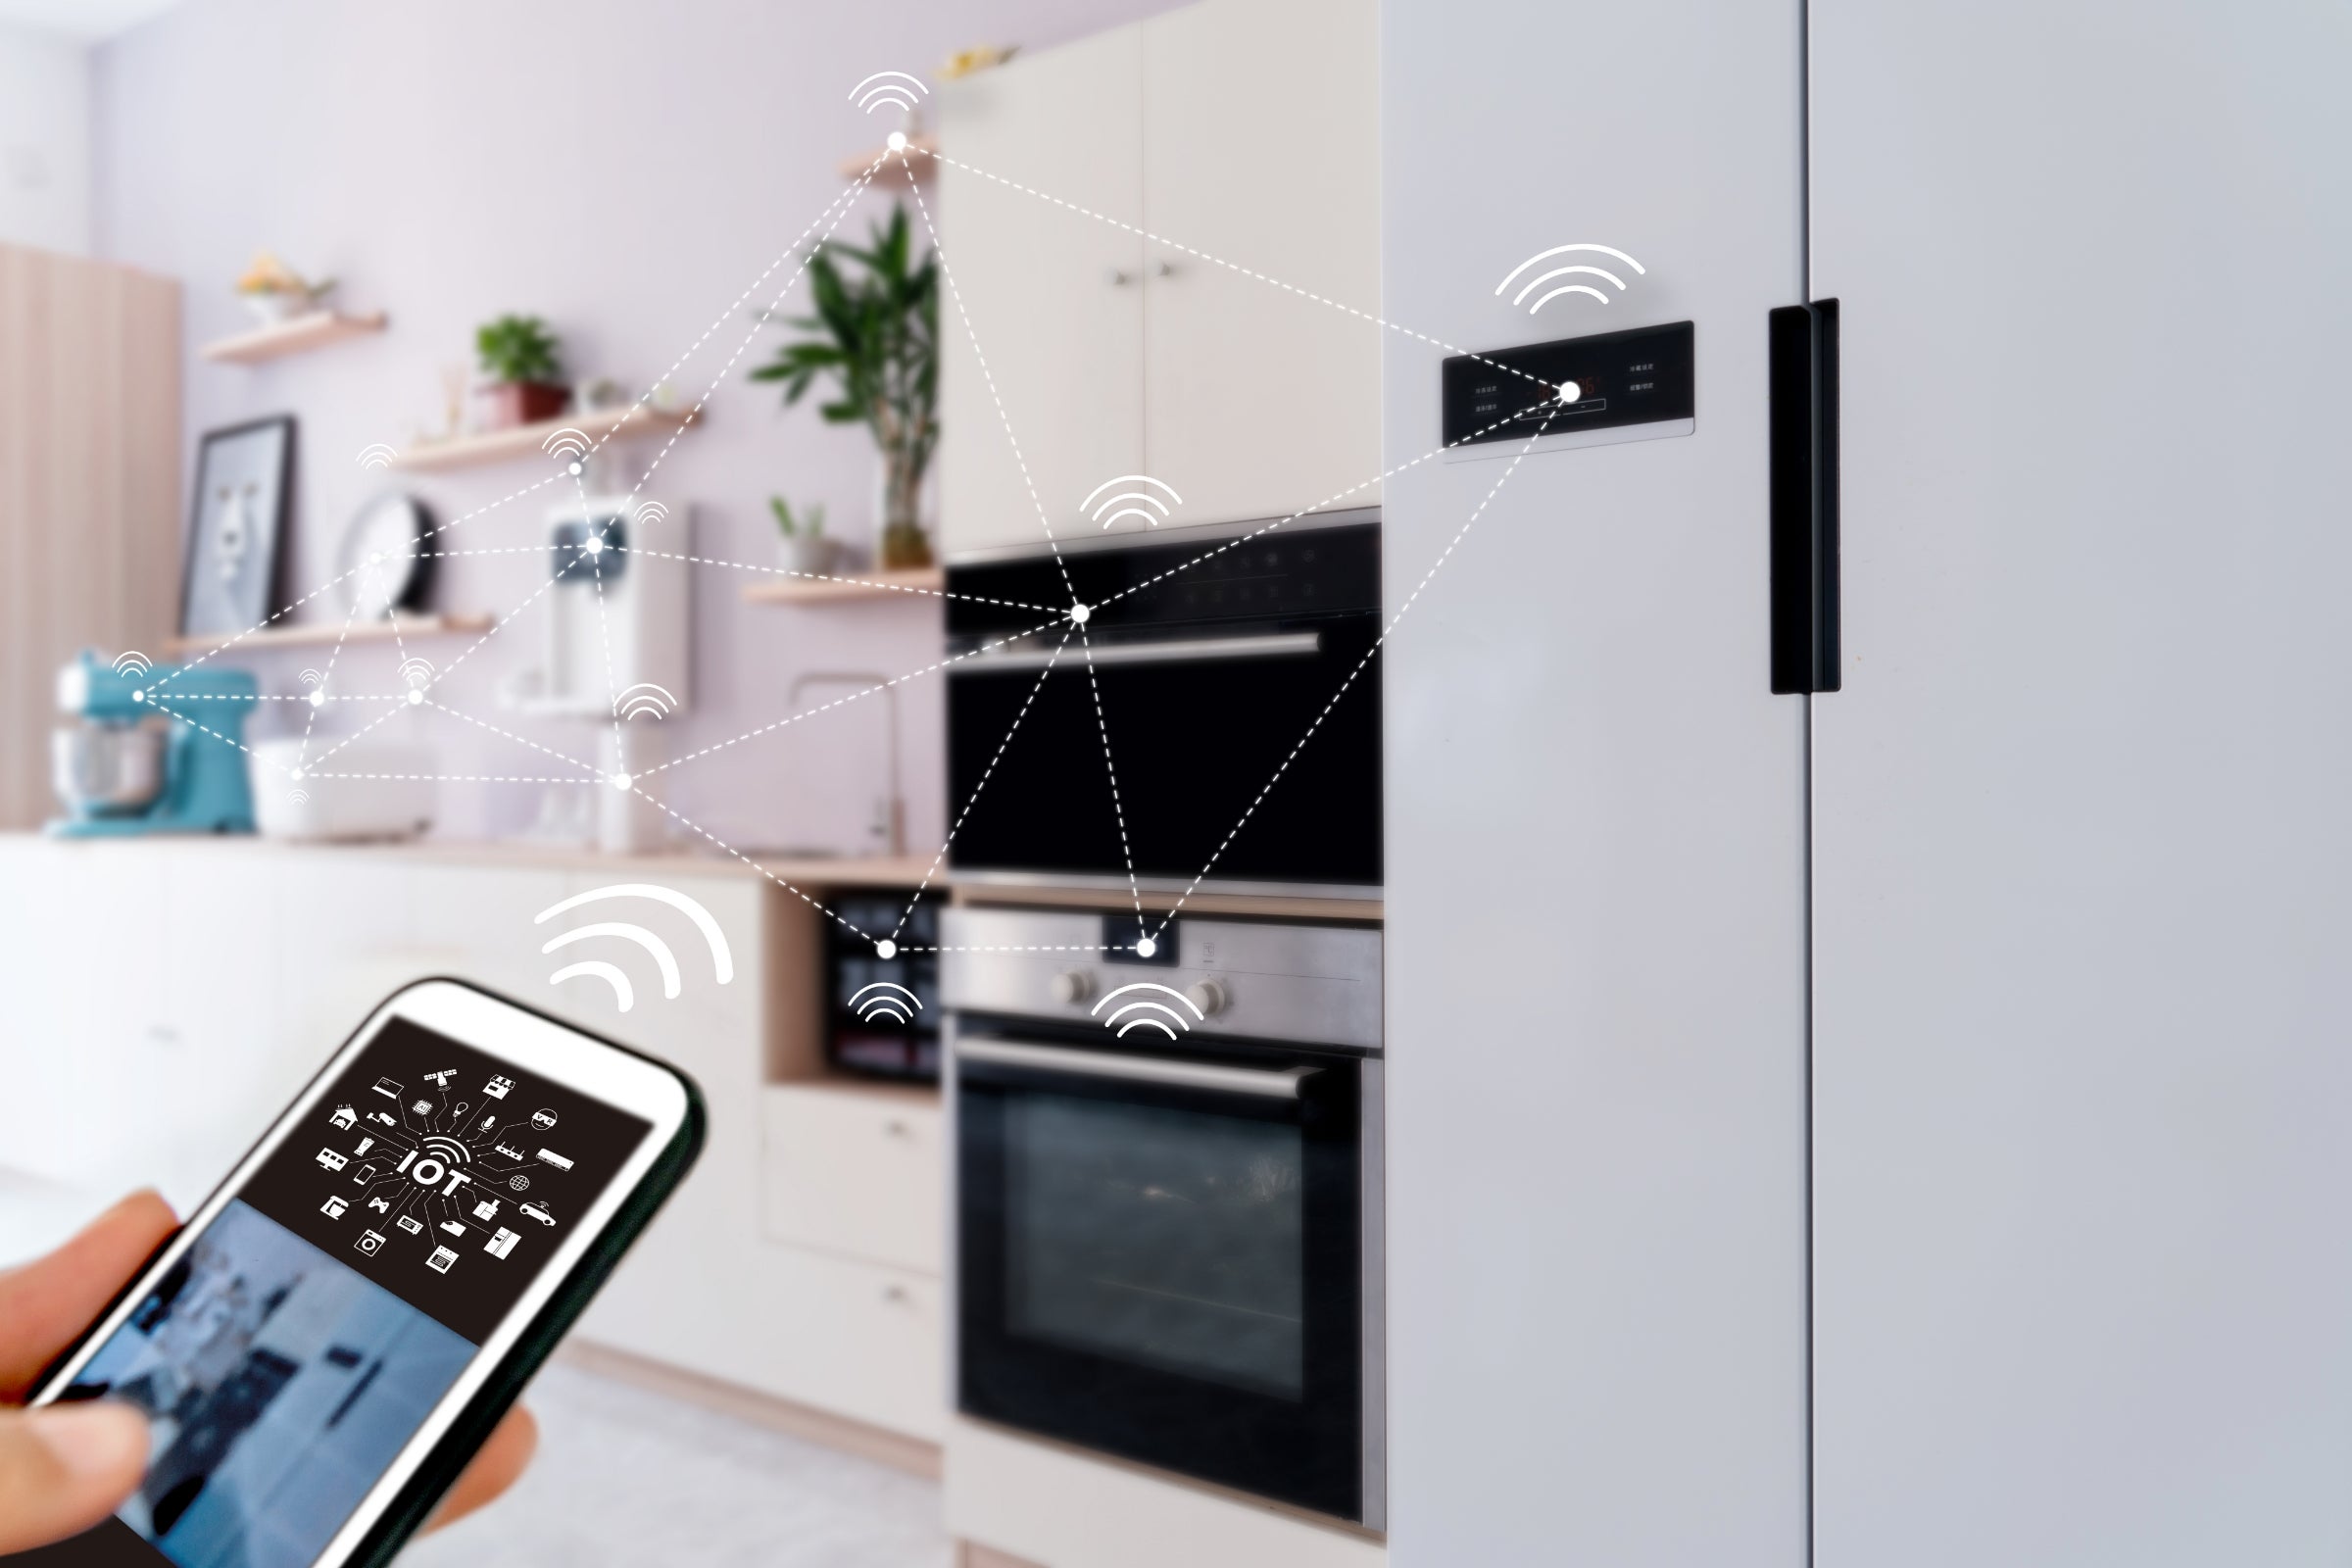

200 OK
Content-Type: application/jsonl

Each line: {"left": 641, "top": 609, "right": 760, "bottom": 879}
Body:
{"left": 945, "top": 906, "right": 1383, "bottom": 1527}
{"left": 943, "top": 510, "right": 1380, "bottom": 898}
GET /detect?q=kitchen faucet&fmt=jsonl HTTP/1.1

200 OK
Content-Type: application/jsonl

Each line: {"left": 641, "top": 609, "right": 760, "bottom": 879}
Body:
{"left": 787, "top": 670, "right": 905, "bottom": 857}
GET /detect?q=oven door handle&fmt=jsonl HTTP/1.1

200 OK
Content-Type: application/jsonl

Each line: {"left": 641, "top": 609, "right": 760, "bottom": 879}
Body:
{"left": 956, "top": 1038, "right": 1317, "bottom": 1100}
{"left": 956, "top": 630, "right": 1321, "bottom": 673}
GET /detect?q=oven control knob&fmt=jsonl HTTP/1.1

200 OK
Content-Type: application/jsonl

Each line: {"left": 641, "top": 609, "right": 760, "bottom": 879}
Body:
{"left": 1186, "top": 979, "right": 1229, "bottom": 1018}
{"left": 1050, "top": 969, "right": 1094, "bottom": 1005}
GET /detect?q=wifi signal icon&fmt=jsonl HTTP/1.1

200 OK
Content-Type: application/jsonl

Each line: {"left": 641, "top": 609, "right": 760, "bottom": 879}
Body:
{"left": 1091, "top": 981, "right": 1205, "bottom": 1040}
{"left": 633, "top": 501, "right": 670, "bottom": 529}
{"left": 850, "top": 982, "right": 921, "bottom": 1026}
{"left": 541, "top": 427, "right": 592, "bottom": 465}
{"left": 111, "top": 651, "right": 152, "bottom": 678}
{"left": 298, "top": 668, "right": 324, "bottom": 690}
{"left": 398, "top": 657, "right": 435, "bottom": 690}
{"left": 420, "top": 1135, "right": 470, "bottom": 1166}
{"left": 535, "top": 883, "right": 735, "bottom": 1014}
{"left": 356, "top": 443, "right": 397, "bottom": 471}
{"left": 613, "top": 682, "right": 676, "bottom": 722}
{"left": 286, "top": 787, "right": 310, "bottom": 806}
{"left": 849, "top": 70, "right": 928, "bottom": 117}
{"left": 1081, "top": 474, "right": 1184, "bottom": 531}
{"left": 1494, "top": 244, "right": 1646, "bottom": 314}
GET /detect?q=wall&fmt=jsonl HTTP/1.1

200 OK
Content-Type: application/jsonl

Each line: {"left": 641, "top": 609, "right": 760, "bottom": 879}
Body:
{"left": 0, "top": 20, "right": 90, "bottom": 254}
{"left": 1380, "top": 0, "right": 1810, "bottom": 1562}
{"left": 91, "top": 0, "right": 1168, "bottom": 852}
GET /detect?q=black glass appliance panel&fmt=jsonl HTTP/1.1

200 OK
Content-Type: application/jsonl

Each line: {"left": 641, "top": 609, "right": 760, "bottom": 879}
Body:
{"left": 1441, "top": 319, "right": 1695, "bottom": 447}
{"left": 957, "top": 1027, "right": 1363, "bottom": 1522}
{"left": 944, "top": 522, "right": 1380, "bottom": 889}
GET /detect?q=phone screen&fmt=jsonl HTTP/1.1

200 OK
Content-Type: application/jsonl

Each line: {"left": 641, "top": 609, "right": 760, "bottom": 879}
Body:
{"left": 25, "top": 1016, "right": 652, "bottom": 1568}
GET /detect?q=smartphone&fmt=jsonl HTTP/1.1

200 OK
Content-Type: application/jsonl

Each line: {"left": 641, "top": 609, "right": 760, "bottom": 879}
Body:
{"left": 14, "top": 978, "right": 704, "bottom": 1568}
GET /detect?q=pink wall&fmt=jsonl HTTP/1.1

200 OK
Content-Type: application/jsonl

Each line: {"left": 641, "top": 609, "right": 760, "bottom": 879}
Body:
{"left": 93, "top": 0, "right": 1167, "bottom": 853}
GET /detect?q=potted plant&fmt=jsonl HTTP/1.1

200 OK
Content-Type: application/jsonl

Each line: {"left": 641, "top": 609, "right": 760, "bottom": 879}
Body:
{"left": 474, "top": 314, "right": 567, "bottom": 428}
{"left": 234, "top": 250, "right": 333, "bottom": 326}
{"left": 751, "top": 207, "right": 938, "bottom": 569}
{"left": 769, "top": 496, "right": 840, "bottom": 576}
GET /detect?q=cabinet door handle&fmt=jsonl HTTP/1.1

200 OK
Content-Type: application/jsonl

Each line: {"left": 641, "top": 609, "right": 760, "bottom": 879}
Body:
{"left": 882, "top": 1283, "right": 910, "bottom": 1303}
{"left": 1104, "top": 267, "right": 1132, "bottom": 287}
{"left": 882, "top": 1119, "right": 911, "bottom": 1139}
{"left": 1152, "top": 259, "right": 1174, "bottom": 278}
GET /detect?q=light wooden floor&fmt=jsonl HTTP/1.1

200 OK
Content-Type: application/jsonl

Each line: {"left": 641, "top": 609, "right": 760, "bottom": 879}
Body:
{"left": 399, "top": 1361, "right": 951, "bottom": 1567}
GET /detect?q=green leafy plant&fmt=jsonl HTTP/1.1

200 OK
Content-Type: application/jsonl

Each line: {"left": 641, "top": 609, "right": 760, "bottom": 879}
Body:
{"left": 474, "top": 314, "right": 563, "bottom": 385}
{"left": 769, "top": 496, "right": 826, "bottom": 538}
{"left": 751, "top": 207, "right": 937, "bottom": 566}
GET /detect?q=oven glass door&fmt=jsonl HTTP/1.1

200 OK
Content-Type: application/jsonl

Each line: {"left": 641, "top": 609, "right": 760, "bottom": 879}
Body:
{"left": 944, "top": 616, "right": 1382, "bottom": 888}
{"left": 957, "top": 1032, "right": 1364, "bottom": 1521}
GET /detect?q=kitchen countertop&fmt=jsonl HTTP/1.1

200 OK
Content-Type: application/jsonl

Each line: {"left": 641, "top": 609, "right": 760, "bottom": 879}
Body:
{"left": 4, "top": 835, "right": 1385, "bottom": 918}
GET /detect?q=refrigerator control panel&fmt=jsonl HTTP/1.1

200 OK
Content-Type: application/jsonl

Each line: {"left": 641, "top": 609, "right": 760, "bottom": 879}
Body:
{"left": 1442, "top": 320, "right": 1694, "bottom": 451}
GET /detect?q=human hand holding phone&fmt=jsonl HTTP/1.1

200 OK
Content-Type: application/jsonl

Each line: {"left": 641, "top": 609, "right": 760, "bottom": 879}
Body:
{"left": 0, "top": 1192, "right": 538, "bottom": 1556}
{"left": 6, "top": 980, "right": 698, "bottom": 1566}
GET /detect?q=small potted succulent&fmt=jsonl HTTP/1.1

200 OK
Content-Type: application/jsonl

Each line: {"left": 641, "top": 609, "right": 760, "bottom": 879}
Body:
{"left": 474, "top": 314, "right": 568, "bottom": 428}
{"left": 234, "top": 250, "right": 333, "bottom": 325}
{"left": 769, "top": 496, "right": 841, "bottom": 576}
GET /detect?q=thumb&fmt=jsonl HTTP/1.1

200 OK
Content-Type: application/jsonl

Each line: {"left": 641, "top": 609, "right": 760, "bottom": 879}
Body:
{"left": 0, "top": 1403, "right": 149, "bottom": 1553}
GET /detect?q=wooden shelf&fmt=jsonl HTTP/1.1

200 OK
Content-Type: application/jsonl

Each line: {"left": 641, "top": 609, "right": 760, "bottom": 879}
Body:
{"left": 393, "top": 405, "right": 698, "bottom": 472}
{"left": 200, "top": 310, "right": 387, "bottom": 365}
{"left": 741, "top": 567, "right": 945, "bottom": 605}
{"left": 166, "top": 612, "right": 494, "bottom": 657}
{"left": 839, "top": 132, "right": 938, "bottom": 180}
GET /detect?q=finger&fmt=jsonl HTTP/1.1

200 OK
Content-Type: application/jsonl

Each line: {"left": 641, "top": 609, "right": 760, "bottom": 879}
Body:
{"left": 423, "top": 1405, "right": 537, "bottom": 1533}
{"left": 0, "top": 1402, "right": 150, "bottom": 1554}
{"left": 0, "top": 1191, "right": 177, "bottom": 1401}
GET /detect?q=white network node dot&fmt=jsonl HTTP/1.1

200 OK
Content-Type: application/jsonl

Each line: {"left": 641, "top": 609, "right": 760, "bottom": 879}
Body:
{"left": 308, "top": 689, "right": 326, "bottom": 709}
{"left": 1556, "top": 380, "right": 1582, "bottom": 404}
{"left": 609, "top": 772, "right": 632, "bottom": 792}
{"left": 568, "top": 461, "right": 583, "bottom": 476}
{"left": 886, "top": 131, "right": 908, "bottom": 153}
{"left": 130, "top": 689, "right": 144, "bottom": 703}
{"left": 288, "top": 768, "right": 304, "bottom": 781}
{"left": 408, "top": 689, "right": 424, "bottom": 706}
{"left": 585, "top": 536, "right": 604, "bottom": 556}
{"left": 875, "top": 939, "right": 899, "bottom": 960}
{"left": 1070, "top": 603, "right": 1091, "bottom": 624}
{"left": 1135, "top": 937, "right": 1156, "bottom": 958}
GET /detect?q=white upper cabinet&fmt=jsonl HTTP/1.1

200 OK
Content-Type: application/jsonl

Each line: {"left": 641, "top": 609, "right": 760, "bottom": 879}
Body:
{"left": 1141, "top": 0, "right": 1382, "bottom": 530}
{"left": 936, "top": 0, "right": 1380, "bottom": 557}
{"left": 935, "top": 24, "right": 1146, "bottom": 558}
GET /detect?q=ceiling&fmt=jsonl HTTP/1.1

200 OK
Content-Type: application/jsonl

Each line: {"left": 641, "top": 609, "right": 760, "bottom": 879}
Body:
{"left": 0, "top": 0, "right": 181, "bottom": 42}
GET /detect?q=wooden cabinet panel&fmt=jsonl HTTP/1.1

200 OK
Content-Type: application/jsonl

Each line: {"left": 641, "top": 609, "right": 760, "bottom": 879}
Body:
{"left": 1140, "top": 0, "right": 1383, "bottom": 530}
{"left": 935, "top": 24, "right": 1145, "bottom": 559}
{"left": 760, "top": 1083, "right": 943, "bottom": 1275}
{"left": 0, "top": 245, "right": 178, "bottom": 831}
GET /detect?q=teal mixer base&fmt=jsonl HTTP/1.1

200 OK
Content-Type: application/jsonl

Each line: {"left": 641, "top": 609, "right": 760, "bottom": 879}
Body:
{"left": 46, "top": 813, "right": 257, "bottom": 838}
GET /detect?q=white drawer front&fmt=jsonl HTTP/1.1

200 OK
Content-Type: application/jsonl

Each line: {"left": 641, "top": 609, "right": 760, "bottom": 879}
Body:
{"left": 767, "top": 1245, "right": 946, "bottom": 1441}
{"left": 760, "top": 1086, "right": 942, "bottom": 1275}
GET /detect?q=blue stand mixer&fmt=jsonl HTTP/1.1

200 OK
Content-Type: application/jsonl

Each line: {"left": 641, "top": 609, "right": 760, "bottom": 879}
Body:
{"left": 48, "top": 650, "right": 258, "bottom": 836}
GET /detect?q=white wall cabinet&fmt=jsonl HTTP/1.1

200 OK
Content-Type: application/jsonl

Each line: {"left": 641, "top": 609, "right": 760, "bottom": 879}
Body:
{"left": 0, "top": 838, "right": 947, "bottom": 1445}
{"left": 937, "top": 0, "right": 1380, "bottom": 558}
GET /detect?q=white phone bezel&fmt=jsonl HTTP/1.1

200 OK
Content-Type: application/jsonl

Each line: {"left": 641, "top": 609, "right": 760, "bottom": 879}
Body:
{"left": 31, "top": 977, "right": 692, "bottom": 1567}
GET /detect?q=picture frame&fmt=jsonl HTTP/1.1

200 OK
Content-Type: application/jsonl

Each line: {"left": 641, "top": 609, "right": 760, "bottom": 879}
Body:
{"left": 180, "top": 415, "right": 295, "bottom": 641}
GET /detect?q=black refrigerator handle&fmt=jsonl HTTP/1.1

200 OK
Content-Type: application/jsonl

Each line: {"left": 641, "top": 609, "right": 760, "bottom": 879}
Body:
{"left": 1769, "top": 299, "right": 1841, "bottom": 693}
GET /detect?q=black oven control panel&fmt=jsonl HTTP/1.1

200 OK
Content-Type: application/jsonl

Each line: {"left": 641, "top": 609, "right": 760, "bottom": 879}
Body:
{"left": 1441, "top": 319, "right": 1694, "bottom": 449}
{"left": 946, "top": 519, "right": 1379, "bottom": 643}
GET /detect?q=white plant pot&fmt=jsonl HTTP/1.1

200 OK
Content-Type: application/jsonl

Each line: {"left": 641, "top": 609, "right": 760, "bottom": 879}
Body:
{"left": 780, "top": 535, "right": 842, "bottom": 577}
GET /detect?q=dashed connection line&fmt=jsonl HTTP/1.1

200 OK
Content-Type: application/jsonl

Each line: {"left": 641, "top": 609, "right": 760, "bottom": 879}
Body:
{"left": 630, "top": 793, "right": 874, "bottom": 943}
{"left": 929, "top": 146, "right": 1555, "bottom": 393}
{"left": 1076, "top": 626, "right": 1147, "bottom": 937}
{"left": 1147, "top": 408, "right": 1564, "bottom": 937}
{"left": 902, "top": 153, "right": 1080, "bottom": 606}
{"left": 887, "top": 625, "right": 1076, "bottom": 944}
{"left": 642, "top": 612, "right": 1069, "bottom": 780}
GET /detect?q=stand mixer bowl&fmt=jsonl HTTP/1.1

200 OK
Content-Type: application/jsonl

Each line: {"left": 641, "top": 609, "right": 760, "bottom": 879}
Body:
{"left": 52, "top": 723, "right": 167, "bottom": 816}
